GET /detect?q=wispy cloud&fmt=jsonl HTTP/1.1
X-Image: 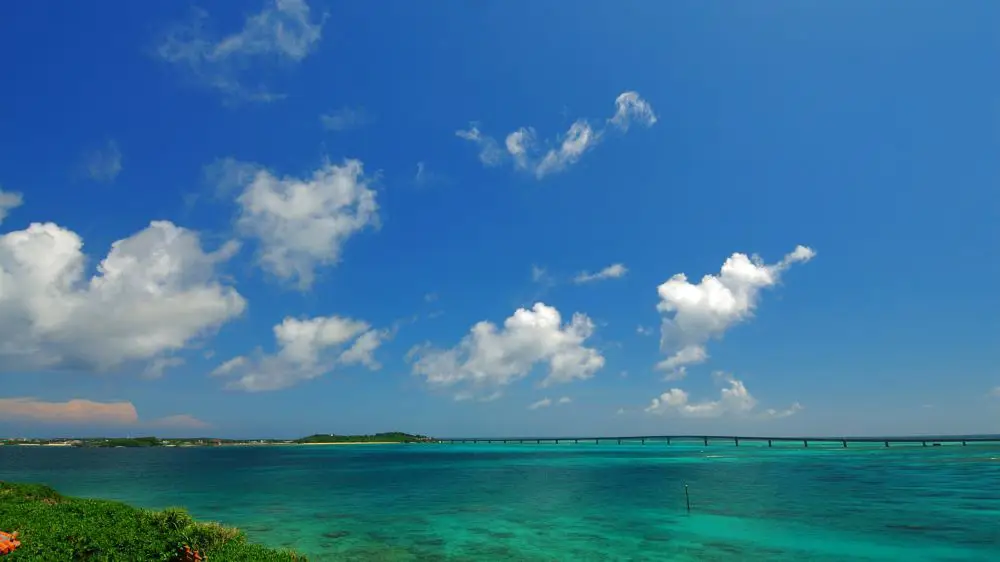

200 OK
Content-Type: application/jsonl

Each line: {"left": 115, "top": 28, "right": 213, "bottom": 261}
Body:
{"left": 0, "top": 187, "right": 24, "bottom": 225}
{"left": 156, "top": 0, "right": 326, "bottom": 102}
{"left": 320, "top": 106, "right": 372, "bottom": 131}
{"left": 81, "top": 139, "right": 123, "bottom": 183}
{"left": 141, "top": 357, "right": 185, "bottom": 380}
{"left": 455, "top": 125, "right": 504, "bottom": 167}
{"left": 457, "top": 91, "right": 656, "bottom": 179}
{"left": 530, "top": 396, "right": 572, "bottom": 409}
{"left": 528, "top": 398, "right": 552, "bottom": 410}
{"left": 574, "top": 263, "right": 628, "bottom": 284}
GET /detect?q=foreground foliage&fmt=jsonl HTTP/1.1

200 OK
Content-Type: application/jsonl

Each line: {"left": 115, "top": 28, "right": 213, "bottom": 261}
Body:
{"left": 0, "top": 482, "right": 304, "bottom": 561}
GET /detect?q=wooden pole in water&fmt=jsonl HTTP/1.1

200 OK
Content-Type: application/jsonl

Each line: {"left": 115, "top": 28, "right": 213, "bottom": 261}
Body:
{"left": 685, "top": 484, "right": 691, "bottom": 514}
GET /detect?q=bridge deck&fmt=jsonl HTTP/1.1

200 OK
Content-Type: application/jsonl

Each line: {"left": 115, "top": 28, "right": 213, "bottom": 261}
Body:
{"left": 437, "top": 435, "right": 1000, "bottom": 447}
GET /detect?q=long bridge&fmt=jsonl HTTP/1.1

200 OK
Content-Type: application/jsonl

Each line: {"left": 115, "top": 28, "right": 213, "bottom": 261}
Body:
{"left": 438, "top": 435, "right": 1000, "bottom": 448}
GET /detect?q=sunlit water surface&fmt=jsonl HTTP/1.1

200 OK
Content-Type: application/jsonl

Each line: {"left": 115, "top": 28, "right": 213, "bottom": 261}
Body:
{"left": 2, "top": 442, "right": 998, "bottom": 561}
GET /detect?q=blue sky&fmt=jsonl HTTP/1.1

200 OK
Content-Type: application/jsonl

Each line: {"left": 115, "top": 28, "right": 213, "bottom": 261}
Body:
{"left": 1, "top": 1, "right": 997, "bottom": 439}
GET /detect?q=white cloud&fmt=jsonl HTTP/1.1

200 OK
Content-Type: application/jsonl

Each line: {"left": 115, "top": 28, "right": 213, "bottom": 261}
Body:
{"left": 574, "top": 263, "right": 628, "bottom": 284}
{"left": 991, "top": 386, "right": 1000, "bottom": 398}
{"left": 226, "top": 159, "right": 379, "bottom": 289}
{"left": 408, "top": 302, "right": 605, "bottom": 400}
{"left": 0, "top": 188, "right": 23, "bottom": 225}
{"left": 211, "top": 315, "right": 387, "bottom": 392}
{"left": 320, "top": 106, "right": 372, "bottom": 131}
{"left": 455, "top": 125, "right": 504, "bottom": 166}
{"left": 157, "top": 0, "right": 326, "bottom": 102}
{"left": 83, "top": 140, "right": 123, "bottom": 183}
{"left": 528, "top": 397, "right": 552, "bottom": 410}
{"left": 557, "top": 396, "right": 572, "bottom": 404}
{"left": 457, "top": 91, "right": 655, "bottom": 179}
{"left": 636, "top": 325, "right": 654, "bottom": 336}
{"left": 0, "top": 214, "right": 246, "bottom": 373}
{"left": 656, "top": 245, "right": 815, "bottom": 375}
{"left": 609, "top": 91, "right": 658, "bottom": 131}
{"left": 645, "top": 374, "right": 801, "bottom": 419}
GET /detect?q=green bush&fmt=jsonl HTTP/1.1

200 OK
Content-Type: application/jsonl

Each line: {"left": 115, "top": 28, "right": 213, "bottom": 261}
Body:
{"left": 0, "top": 482, "right": 305, "bottom": 561}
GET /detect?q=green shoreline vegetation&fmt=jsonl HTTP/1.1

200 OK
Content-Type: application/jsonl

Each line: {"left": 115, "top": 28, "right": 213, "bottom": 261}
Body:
{"left": 0, "top": 482, "right": 303, "bottom": 561}
{"left": 0, "top": 432, "right": 434, "bottom": 448}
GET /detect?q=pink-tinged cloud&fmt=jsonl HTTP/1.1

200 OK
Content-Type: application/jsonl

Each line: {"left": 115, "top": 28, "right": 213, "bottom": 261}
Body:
{"left": 0, "top": 398, "right": 139, "bottom": 424}
{"left": 148, "top": 414, "right": 210, "bottom": 429}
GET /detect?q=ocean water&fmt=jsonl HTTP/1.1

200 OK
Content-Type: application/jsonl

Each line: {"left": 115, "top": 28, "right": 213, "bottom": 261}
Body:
{"left": 1, "top": 442, "right": 999, "bottom": 561}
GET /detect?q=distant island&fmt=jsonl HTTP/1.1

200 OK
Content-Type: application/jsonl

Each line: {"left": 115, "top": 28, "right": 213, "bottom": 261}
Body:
{"left": 0, "top": 432, "right": 436, "bottom": 448}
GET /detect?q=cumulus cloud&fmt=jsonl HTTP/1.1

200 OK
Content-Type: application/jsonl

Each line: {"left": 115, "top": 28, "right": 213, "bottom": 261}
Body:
{"left": 82, "top": 139, "right": 123, "bottom": 183}
{"left": 0, "top": 397, "right": 209, "bottom": 428}
{"left": 656, "top": 245, "right": 815, "bottom": 376}
{"left": 0, "top": 211, "right": 246, "bottom": 373}
{"left": 408, "top": 302, "right": 605, "bottom": 400}
{"left": 574, "top": 263, "right": 628, "bottom": 284}
{"left": 457, "top": 91, "right": 655, "bottom": 179}
{"left": 223, "top": 158, "right": 379, "bottom": 289}
{"left": 211, "top": 314, "right": 387, "bottom": 391}
{"left": 645, "top": 374, "right": 801, "bottom": 419}
{"left": 157, "top": 0, "right": 326, "bottom": 102}
{"left": 320, "top": 106, "right": 372, "bottom": 131}
{"left": 0, "top": 188, "right": 23, "bottom": 225}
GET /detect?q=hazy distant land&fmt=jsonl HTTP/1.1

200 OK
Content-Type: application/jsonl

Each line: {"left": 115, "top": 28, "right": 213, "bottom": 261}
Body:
{"left": 0, "top": 432, "right": 435, "bottom": 448}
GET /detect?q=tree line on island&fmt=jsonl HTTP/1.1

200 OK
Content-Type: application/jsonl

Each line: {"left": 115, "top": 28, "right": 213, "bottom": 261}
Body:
{"left": 0, "top": 432, "right": 435, "bottom": 448}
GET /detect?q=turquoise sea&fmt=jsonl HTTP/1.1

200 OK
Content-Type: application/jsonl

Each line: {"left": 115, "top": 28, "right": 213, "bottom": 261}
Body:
{"left": 1, "top": 442, "right": 999, "bottom": 561}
